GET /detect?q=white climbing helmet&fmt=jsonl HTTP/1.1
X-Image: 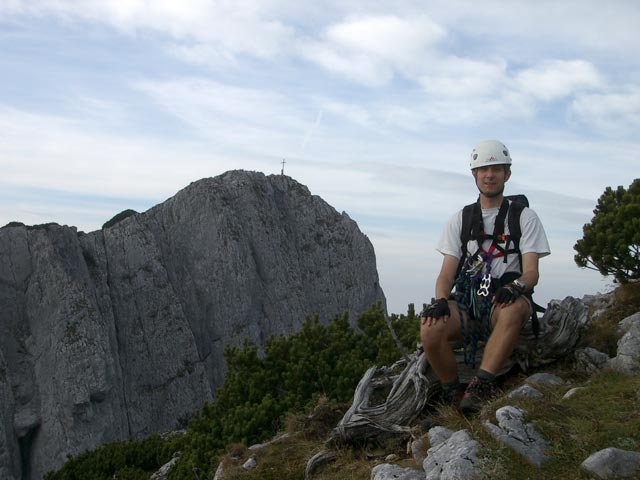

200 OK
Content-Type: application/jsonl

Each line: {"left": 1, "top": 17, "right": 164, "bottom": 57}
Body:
{"left": 470, "top": 140, "right": 512, "bottom": 170}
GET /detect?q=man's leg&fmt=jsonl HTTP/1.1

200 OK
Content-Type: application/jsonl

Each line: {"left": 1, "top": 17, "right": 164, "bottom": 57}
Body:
{"left": 460, "top": 297, "right": 531, "bottom": 414}
{"left": 479, "top": 296, "right": 531, "bottom": 374}
{"left": 420, "top": 301, "right": 464, "bottom": 394}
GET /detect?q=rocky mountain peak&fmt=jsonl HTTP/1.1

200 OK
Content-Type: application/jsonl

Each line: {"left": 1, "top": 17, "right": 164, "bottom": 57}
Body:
{"left": 0, "top": 170, "right": 385, "bottom": 480}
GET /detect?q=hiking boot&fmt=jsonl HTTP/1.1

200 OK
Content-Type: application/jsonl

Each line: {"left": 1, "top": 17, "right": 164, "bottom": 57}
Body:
{"left": 459, "top": 376, "right": 497, "bottom": 415}
{"left": 440, "top": 383, "right": 466, "bottom": 408}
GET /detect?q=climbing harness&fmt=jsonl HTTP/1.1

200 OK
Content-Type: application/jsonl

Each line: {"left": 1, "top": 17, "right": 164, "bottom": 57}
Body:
{"left": 453, "top": 196, "right": 533, "bottom": 366}
{"left": 454, "top": 252, "right": 496, "bottom": 366}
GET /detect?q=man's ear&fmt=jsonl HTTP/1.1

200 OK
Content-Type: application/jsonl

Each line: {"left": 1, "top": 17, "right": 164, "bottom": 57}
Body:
{"left": 505, "top": 169, "right": 511, "bottom": 182}
{"left": 472, "top": 169, "right": 478, "bottom": 180}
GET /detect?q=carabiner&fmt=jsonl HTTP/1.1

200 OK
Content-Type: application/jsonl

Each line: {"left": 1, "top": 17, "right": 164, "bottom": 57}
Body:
{"left": 477, "top": 273, "right": 492, "bottom": 297}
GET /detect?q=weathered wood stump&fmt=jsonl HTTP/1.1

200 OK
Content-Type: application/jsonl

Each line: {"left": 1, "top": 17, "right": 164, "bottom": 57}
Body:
{"left": 306, "top": 296, "right": 588, "bottom": 477}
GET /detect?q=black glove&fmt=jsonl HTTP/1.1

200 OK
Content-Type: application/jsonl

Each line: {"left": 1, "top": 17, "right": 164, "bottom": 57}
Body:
{"left": 493, "top": 283, "right": 522, "bottom": 304}
{"left": 421, "top": 298, "right": 450, "bottom": 319}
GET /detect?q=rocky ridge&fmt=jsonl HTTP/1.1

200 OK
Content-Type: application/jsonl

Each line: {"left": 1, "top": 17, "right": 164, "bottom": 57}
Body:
{"left": 0, "top": 170, "right": 385, "bottom": 480}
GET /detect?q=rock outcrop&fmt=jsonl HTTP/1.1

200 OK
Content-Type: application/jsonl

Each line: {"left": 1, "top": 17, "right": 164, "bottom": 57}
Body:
{"left": 0, "top": 170, "right": 385, "bottom": 480}
{"left": 352, "top": 304, "right": 640, "bottom": 480}
{"left": 326, "top": 296, "right": 586, "bottom": 449}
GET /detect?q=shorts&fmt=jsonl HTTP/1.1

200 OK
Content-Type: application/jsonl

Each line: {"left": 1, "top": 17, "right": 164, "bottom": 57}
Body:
{"left": 450, "top": 293, "right": 534, "bottom": 348}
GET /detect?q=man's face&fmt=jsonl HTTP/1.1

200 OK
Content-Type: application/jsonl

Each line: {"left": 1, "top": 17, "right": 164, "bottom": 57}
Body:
{"left": 472, "top": 165, "right": 511, "bottom": 198}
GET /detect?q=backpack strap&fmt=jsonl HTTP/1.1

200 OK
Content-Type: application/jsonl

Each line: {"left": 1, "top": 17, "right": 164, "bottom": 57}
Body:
{"left": 506, "top": 199, "right": 526, "bottom": 270}
{"left": 492, "top": 198, "right": 510, "bottom": 239}
{"left": 456, "top": 202, "right": 478, "bottom": 278}
{"left": 460, "top": 198, "right": 495, "bottom": 256}
{"left": 457, "top": 195, "right": 528, "bottom": 275}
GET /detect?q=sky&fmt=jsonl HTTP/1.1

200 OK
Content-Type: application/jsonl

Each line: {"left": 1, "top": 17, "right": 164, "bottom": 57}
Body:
{"left": 1, "top": 1, "right": 638, "bottom": 315}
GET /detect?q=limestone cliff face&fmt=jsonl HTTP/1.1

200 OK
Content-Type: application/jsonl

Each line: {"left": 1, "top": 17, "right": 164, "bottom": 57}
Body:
{"left": 0, "top": 170, "right": 385, "bottom": 480}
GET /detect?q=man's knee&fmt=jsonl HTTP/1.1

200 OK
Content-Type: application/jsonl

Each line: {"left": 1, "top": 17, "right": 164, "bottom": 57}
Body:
{"left": 421, "top": 323, "right": 446, "bottom": 351}
{"left": 420, "top": 312, "right": 460, "bottom": 351}
{"left": 492, "top": 298, "right": 530, "bottom": 329}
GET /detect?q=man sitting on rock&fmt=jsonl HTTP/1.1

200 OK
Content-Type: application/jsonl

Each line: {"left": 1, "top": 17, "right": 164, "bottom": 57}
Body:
{"left": 420, "top": 140, "right": 550, "bottom": 414}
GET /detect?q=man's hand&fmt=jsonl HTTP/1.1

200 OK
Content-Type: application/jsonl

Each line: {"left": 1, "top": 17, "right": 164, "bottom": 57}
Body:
{"left": 420, "top": 298, "right": 450, "bottom": 326}
{"left": 492, "top": 283, "right": 523, "bottom": 307}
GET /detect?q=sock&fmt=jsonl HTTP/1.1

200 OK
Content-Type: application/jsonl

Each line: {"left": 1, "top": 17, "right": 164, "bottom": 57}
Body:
{"left": 442, "top": 378, "right": 461, "bottom": 392}
{"left": 477, "top": 369, "right": 496, "bottom": 383}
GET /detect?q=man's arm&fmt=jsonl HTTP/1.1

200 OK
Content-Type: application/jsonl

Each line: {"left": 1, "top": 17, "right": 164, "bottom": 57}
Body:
{"left": 517, "top": 252, "right": 540, "bottom": 293}
{"left": 421, "top": 255, "right": 460, "bottom": 326}
{"left": 493, "top": 252, "right": 540, "bottom": 307}
{"left": 435, "top": 254, "right": 461, "bottom": 299}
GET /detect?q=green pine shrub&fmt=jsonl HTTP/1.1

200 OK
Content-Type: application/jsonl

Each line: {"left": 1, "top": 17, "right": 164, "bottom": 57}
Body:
{"left": 102, "top": 209, "right": 138, "bottom": 229}
{"left": 43, "top": 434, "right": 182, "bottom": 480}
{"left": 575, "top": 178, "right": 640, "bottom": 283}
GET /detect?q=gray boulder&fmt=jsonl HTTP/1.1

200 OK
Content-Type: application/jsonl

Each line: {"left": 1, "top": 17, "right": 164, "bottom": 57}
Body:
{"left": 371, "top": 463, "right": 424, "bottom": 480}
{"left": 427, "top": 426, "right": 454, "bottom": 448}
{"left": 242, "top": 456, "right": 257, "bottom": 470}
{"left": 0, "top": 171, "right": 385, "bottom": 479}
{"left": 213, "top": 461, "right": 224, "bottom": 480}
{"left": 617, "top": 312, "right": 640, "bottom": 336}
{"left": 150, "top": 454, "right": 179, "bottom": 480}
{"left": 484, "top": 406, "right": 548, "bottom": 468}
{"left": 562, "top": 387, "right": 586, "bottom": 400}
{"left": 507, "top": 384, "right": 544, "bottom": 400}
{"left": 423, "top": 429, "right": 481, "bottom": 480}
{"left": 525, "top": 372, "right": 564, "bottom": 387}
{"left": 582, "top": 292, "right": 615, "bottom": 320}
{"left": 580, "top": 447, "right": 640, "bottom": 479}
{"left": 609, "top": 314, "right": 640, "bottom": 375}
{"left": 574, "top": 347, "right": 611, "bottom": 375}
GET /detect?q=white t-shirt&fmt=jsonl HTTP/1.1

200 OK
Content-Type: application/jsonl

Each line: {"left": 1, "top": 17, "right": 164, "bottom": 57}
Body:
{"left": 436, "top": 202, "right": 550, "bottom": 278}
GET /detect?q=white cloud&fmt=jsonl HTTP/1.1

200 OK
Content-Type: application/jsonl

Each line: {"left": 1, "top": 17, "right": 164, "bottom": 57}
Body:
{"left": 2, "top": 0, "right": 296, "bottom": 58}
{"left": 419, "top": 57, "right": 508, "bottom": 98}
{"left": 297, "top": 40, "right": 394, "bottom": 87}
{"left": 412, "top": 58, "right": 609, "bottom": 126}
{"left": 324, "top": 14, "right": 444, "bottom": 66}
{"left": 570, "top": 85, "right": 640, "bottom": 135}
{"left": 298, "top": 14, "right": 444, "bottom": 86}
{"left": 515, "top": 60, "right": 604, "bottom": 101}
{"left": 432, "top": 1, "right": 640, "bottom": 63}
